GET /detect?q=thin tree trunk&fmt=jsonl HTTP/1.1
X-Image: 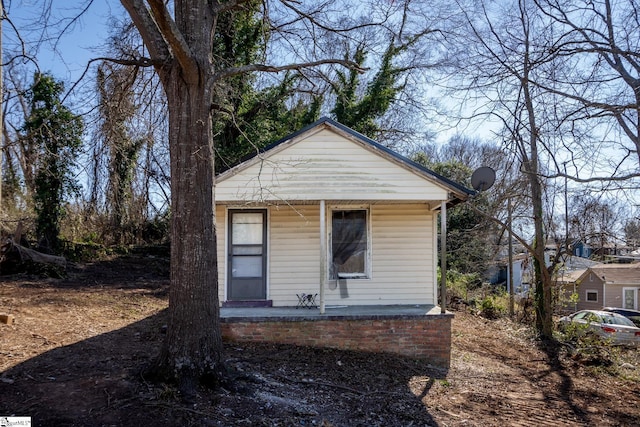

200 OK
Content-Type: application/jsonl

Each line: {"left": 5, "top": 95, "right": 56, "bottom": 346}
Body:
{"left": 520, "top": 2, "right": 553, "bottom": 338}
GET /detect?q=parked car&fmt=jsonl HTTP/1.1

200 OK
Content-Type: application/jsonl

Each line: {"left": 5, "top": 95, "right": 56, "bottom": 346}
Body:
{"left": 558, "top": 310, "right": 640, "bottom": 346}
{"left": 602, "top": 307, "right": 640, "bottom": 328}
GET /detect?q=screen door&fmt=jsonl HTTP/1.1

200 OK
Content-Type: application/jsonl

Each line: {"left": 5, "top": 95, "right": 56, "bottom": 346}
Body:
{"left": 228, "top": 210, "right": 267, "bottom": 300}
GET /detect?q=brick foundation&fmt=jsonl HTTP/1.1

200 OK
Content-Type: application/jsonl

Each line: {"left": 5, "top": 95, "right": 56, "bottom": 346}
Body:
{"left": 221, "top": 313, "right": 452, "bottom": 368}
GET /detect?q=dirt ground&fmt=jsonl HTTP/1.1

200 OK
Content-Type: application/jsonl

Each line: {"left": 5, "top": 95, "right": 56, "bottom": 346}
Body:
{"left": 1, "top": 255, "right": 639, "bottom": 427}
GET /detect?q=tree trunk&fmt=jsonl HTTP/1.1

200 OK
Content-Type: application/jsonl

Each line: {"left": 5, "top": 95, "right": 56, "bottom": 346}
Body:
{"left": 152, "top": 64, "right": 223, "bottom": 391}
{"left": 151, "top": 3, "right": 223, "bottom": 391}
{"left": 118, "top": 0, "right": 225, "bottom": 393}
{"left": 521, "top": 26, "right": 554, "bottom": 339}
{"left": 531, "top": 178, "right": 553, "bottom": 338}
{"left": 0, "top": 238, "right": 67, "bottom": 275}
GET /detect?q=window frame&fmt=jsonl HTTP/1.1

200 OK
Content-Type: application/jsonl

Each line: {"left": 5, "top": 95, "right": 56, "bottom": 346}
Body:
{"left": 585, "top": 290, "right": 598, "bottom": 302}
{"left": 328, "top": 206, "right": 371, "bottom": 281}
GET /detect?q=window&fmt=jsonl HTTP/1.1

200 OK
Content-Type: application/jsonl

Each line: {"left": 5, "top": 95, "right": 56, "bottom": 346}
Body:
{"left": 586, "top": 290, "right": 598, "bottom": 302}
{"left": 584, "top": 312, "right": 599, "bottom": 322}
{"left": 330, "top": 209, "right": 369, "bottom": 280}
{"left": 573, "top": 311, "right": 587, "bottom": 320}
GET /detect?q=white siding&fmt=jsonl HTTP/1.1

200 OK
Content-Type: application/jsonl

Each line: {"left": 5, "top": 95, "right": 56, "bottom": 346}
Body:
{"left": 269, "top": 206, "right": 322, "bottom": 305}
{"left": 215, "top": 127, "right": 449, "bottom": 203}
{"left": 217, "top": 203, "right": 436, "bottom": 306}
{"left": 359, "top": 203, "right": 435, "bottom": 305}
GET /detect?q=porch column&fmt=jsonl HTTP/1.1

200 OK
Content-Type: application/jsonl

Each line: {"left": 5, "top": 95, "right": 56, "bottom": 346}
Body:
{"left": 320, "top": 200, "right": 326, "bottom": 314}
{"left": 440, "top": 201, "right": 447, "bottom": 314}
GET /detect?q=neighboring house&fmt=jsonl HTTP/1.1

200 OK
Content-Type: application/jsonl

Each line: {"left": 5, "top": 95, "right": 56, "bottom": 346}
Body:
{"left": 572, "top": 240, "right": 633, "bottom": 261}
{"left": 562, "top": 255, "right": 601, "bottom": 271}
{"left": 562, "top": 263, "right": 640, "bottom": 311}
{"left": 572, "top": 241, "right": 594, "bottom": 259}
{"left": 214, "top": 117, "right": 473, "bottom": 309}
{"left": 487, "top": 253, "right": 528, "bottom": 295}
{"left": 541, "top": 254, "right": 601, "bottom": 313}
{"left": 555, "top": 268, "right": 589, "bottom": 313}
{"left": 489, "top": 253, "right": 598, "bottom": 300}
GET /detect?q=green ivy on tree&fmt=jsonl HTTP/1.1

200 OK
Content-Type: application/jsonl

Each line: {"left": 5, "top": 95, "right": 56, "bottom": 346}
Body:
{"left": 211, "top": 1, "right": 321, "bottom": 170}
{"left": 331, "top": 33, "right": 424, "bottom": 139}
{"left": 22, "top": 73, "right": 84, "bottom": 253}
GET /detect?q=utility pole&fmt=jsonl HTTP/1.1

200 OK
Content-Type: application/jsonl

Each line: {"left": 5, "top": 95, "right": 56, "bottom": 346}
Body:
{"left": 564, "top": 161, "right": 569, "bottom": 257}
{"left": 508, "top": 196, "right": 514, "bottom": 317}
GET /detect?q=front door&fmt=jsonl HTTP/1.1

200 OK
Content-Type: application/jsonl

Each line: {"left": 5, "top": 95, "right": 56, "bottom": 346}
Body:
{"left": 623, "top": 287, "right": 638, "bottom": 310}
{"left": 228, "top": 210, "right": 267, "bottom": 300}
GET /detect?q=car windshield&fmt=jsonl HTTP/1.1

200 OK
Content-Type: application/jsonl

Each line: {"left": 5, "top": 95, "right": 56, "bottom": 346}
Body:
{"left": 601, "top": 314, "right": 635, "bottom": 327}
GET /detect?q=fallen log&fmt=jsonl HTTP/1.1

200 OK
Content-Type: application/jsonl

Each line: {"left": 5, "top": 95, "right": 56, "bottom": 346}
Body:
{"left": 0, "top": 238, "right": 66, "bottom": 276}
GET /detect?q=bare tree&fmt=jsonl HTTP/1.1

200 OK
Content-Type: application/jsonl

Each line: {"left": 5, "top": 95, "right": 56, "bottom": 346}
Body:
{"left": 624, "top": 216, "right": 640, "bottom": 248}
{"left": 568, "top": 192, "right": 623, "bottom": 255}
{"left": 414, "top": 135, "right": 523, "bottom": 276}
{"left": 446, "top": 0, "right": 561, "bottom": 337}
{"left": 96, "top": 63, "right": 141, "bottom": 243}
{"left": 90, "top": 17, "right": 169, "bottom": 245}
{"left": 116, "top": 0, "right": 413, "bottom": 393}
{"left": 532, "top": 0, "right": 640, "bottom": 187}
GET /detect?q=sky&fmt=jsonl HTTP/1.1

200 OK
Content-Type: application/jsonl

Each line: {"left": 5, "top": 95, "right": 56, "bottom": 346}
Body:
{"left": 4, "top": 1, "right": 637, "bottom": 208}
{"left": 5, "top": 1, "right": 125, "bottom": 87}
{"left": 4, "top": 1, "right": 499, "bottom": 139}
{"left": 2, "top": 1, "right": 639, "bottom": 241}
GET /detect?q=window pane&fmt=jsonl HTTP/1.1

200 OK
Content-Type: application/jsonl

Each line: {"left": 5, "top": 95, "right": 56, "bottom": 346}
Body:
{"left": 331, "top": 210, "right": 367, "bottom": 279}
{"left": 586, "top": 292, "right": 597, "bottom": 302}
{"left": 232, "top": 256, "right": 262, "bottom": 277}
{"left": 232, "top": 213, "right": 263, "bottom": 245}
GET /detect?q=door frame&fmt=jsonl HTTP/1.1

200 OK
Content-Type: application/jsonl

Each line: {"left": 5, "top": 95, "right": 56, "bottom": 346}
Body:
{"left": 226, "top": 209, "right": 268, "bottom": 301}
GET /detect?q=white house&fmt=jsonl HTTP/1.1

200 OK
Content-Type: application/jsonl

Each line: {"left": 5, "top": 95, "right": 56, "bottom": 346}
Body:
{"left": 214, "top": 117, "right": 473, "bottom": 310}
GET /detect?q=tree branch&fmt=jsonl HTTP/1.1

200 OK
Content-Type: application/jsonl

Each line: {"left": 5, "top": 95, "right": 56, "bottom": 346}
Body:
{"left": 92, "top": 56, "right": 158, "bottom": 67}
{"left": 119, "top": 0, "right": 171, "bottom": 68}
{"left": 147, "top": 0, "right": 199, "bottom": 82}
{"left": 279, "top": 0, "right": 387, "bottom": 33}
{"left": 543, "top": 171, "right": 640, "bottom": 183}
{"left": 213, "top": 59, "right": 366, "bottom": 81}
{"left": 0, "top": 11, "right": 30, "bottom": 66}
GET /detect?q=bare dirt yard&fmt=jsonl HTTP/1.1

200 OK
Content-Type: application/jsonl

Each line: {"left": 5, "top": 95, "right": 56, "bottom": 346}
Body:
{"left": 1, "top": 255, "right": 639, "bottom": 426}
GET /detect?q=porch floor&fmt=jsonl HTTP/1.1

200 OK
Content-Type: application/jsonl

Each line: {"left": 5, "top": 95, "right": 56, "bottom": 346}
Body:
{"left": 220, "top": 304, "right": 447, "bottom": 322}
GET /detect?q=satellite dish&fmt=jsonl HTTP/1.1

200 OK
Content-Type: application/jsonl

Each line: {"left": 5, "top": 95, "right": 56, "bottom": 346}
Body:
{"left": 471, "top": 166, "right": 496, "bottom": 191}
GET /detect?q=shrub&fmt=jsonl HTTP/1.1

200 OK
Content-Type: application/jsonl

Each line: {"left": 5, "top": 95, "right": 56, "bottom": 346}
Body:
{"left": 556, "top": 322, "right": 619, "bottom": 367}
{"left": 479, "top": 294, "right": 507, "bottom": 319}
{"left": 442, "top": 268, "right": 482, "bottom": 309}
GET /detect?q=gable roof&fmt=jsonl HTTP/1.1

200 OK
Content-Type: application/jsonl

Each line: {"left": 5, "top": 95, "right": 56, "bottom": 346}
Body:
{"left": 216, "top": 117, "right": 474, "bottom": 203}
{"left": 557, "top": 268, "right": 588, "bottom": 284}
{"left": 578, "top": 263, "right": 640, "bottom": 286}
